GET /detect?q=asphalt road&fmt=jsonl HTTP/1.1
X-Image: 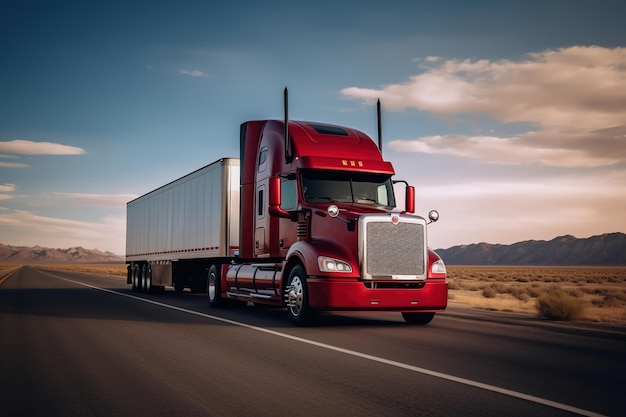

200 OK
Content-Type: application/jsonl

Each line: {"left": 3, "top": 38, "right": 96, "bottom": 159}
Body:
{"left": 1, "top": 266, "right": 624, "bottom": 417}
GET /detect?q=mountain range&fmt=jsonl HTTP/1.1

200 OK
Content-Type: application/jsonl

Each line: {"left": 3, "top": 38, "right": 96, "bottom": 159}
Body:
{"left": 2, "top": 232, "right": 625, "bottom": 265}
{"left": 0, "top": 244, "right": 124, "bottom": 264}
{"left": 436, "top": 232, "right": 626, "bottom": 265}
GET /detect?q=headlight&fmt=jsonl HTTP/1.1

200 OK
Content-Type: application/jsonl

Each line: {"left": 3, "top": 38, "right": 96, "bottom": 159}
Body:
{"left": 318, "top": 256, "right": 352, "bottom": 273}
{"left": 431, "top": 259, "right": 446, "bottom": 274}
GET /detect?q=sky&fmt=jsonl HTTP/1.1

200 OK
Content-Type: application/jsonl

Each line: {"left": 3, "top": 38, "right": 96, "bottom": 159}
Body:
{"left": 1, "top": 0, "right": 625, "bottom": 255}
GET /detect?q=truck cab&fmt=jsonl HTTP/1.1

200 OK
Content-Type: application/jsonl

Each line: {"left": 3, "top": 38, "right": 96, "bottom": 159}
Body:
{"left": 220, "top": 118, "right": 447, "bottom": 325}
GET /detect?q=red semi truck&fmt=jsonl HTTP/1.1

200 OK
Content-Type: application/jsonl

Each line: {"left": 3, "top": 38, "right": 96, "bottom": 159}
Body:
{"left": 126, "top": 90, "right": 448, "bottom": 325}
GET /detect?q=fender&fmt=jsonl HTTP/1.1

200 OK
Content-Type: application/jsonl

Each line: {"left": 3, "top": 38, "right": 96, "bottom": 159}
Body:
{"left": 285, "top": 239, "right": 360, "bottom": 278}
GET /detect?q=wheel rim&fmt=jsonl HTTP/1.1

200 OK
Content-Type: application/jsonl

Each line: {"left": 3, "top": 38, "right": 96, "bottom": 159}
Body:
{"left": 285, "top": 275, "right": 304, "bottom": 317}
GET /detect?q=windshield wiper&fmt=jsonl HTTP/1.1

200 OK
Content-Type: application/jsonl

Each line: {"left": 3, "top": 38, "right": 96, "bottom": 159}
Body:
{"left": 356, "top": 197, "right": 378, "bottom": 205}
{"left": 307, "top": 196, "right": 342, "bottom": 203}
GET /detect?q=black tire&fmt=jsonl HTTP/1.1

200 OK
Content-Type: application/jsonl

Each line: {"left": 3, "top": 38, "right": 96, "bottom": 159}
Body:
{"left": 402, "top": 312, "right": 435, "bottom": 325}
{"left": 131, "top": 265, "right": 140, "bottom": 291}
{"left": 207, "top": 265, "right": 222, "bottom": 307}
{"left": 284, "top": 264, "right": 318, "bottom": 326}
{"left": 143, "top": 264, "right": 152, "bottom": 294}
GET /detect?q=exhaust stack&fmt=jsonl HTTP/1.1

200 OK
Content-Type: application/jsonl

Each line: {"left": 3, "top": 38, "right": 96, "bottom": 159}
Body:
{"left": 377, "top": 99, "right": 382, "bottom": 153}
{"left": 284, "top": 87, "right": 292, "bottom": 162}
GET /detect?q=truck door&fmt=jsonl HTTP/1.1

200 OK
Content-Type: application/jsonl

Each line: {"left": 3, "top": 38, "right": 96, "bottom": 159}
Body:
{"left": 255, "top": 184, "right": 266, "bottom": 255}
{"left": 254, "top": 146, "right": 270, "bottom": 258}
{"left": 253, "top": 144, "right": 284, "bottom": 259}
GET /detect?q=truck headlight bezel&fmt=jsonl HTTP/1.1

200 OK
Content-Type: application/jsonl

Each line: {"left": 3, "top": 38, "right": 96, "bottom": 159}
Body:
{"left": 318, "top": 256, "right": 353, "bottom": 273}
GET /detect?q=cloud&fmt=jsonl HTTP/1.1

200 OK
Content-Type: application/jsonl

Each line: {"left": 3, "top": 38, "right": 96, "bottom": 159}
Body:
{"left": 0, "top": 154, "right": 29, "bottom": 168}
{"left": 389, "top": 132, "right": 622, "bottom": 168}
{"left": 341, "top": 46, "right": 626, "bottom": 168}
{"left": 42, "top": 192, "right": 138, "bottom": 208}
{"left": 0, "top": 140, "right": 86, "bottom": 155}
{"left": 180, "top": 69, "right": 209, "bottom": 77}
{"left": 0, "top": 161, "right": 29, "bottom": 168}
{"left": 1, "top": 190, "right": 136, "bottom": 210}
{"left": 0, "top": 184, "right": 16, "bottom": 201}
{"left": 0, "top": 184, "right": 16, "bottom": 193}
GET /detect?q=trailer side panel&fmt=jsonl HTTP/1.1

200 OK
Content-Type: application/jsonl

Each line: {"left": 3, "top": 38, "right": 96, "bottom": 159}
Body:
{"left": 126, "top": 158, "right": 240, "bottom": 263}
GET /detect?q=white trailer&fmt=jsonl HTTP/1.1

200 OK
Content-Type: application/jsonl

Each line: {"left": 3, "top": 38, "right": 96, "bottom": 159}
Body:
{"left": 126, "top": 158, "right": 240, "bottom": 293}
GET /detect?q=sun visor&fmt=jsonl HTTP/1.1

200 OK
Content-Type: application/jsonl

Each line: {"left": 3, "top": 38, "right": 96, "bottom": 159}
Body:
{"left": 295, "top": 156, "right": 395, "bottom": 175}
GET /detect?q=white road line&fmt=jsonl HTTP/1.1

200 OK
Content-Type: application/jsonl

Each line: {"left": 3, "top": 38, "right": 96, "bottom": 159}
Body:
{"left": 44, "top": 271, "right": 606, "bottom": 417}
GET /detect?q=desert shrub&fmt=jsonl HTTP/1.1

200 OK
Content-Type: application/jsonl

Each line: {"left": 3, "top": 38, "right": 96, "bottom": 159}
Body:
{"left": 482, "top": 286, "right": 497, "bottom": 298}
{"left": 447, "top": 280, "right": 460, "bottom": 290}
{"left": 604, "top": 276, "right": 618, "bottom": 283}
{"left": 592, "top": 295, "right": 619, "bottom": 308}
{"left": 591, "top": 291, "right": 626, "bottom": 308}
{"left": 536, "top": 285, "right": 585, "bottom": 320}
{"left": 566, "top": 288, "right": 583, "bottom": 298}
{"left": 527, "top": 287, "right": 542, "bottom": 298}
{"left": 508, "top": 286, "right": 530, "bottom": 301}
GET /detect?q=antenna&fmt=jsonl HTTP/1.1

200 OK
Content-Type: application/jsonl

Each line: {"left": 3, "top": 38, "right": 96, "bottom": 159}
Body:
{"left": 377, "top": 99, "right": 382, "bottom": 153}
{"left": 284, "top": 87, "right": 291, "bottom": 162}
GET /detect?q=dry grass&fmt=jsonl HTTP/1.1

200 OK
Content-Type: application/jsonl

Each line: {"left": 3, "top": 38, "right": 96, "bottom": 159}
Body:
{"left": 4, "top": 263, "right": 625, "bottom": 325}
{"left": 48, "top": 263, "right": 129, "bottom": 277}
{"left": 447, "top": 266, "right": 626, "bottom": 325}
{"left": 4, "top": 263, "right": 129, "bottom": 277}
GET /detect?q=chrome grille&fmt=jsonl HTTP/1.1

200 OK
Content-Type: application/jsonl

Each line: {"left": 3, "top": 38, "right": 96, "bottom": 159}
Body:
{"left": 360, "top": 215, "right": 427, "bottom": 280}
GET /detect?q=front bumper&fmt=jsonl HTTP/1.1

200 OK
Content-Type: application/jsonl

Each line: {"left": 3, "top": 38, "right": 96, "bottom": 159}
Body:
{"left": 306, "top": 277, "right": 448, "bottom": 312}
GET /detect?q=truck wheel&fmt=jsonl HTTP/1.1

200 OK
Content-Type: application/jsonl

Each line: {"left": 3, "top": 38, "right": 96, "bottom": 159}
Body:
{"left": 207, "top": 265, "right": 222, "bottom": 307}
{"left": 284, "top": 265, "right": 318, "bottom": 326}
{"left": 132, "top": 265, "right": 140, "bottom": 291}
{"left": 143, "top": 265, "right": 152, "bottom": 294}
{"left": 402, "top": 312, "right": 435, "bottom": 325}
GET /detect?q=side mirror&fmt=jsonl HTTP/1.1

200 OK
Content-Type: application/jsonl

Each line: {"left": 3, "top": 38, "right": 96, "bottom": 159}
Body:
{"left": 268, "top": 176, "right": 292, "bottom": 219}
{"left": 405, "top": 185, "right": 415, "bottom": 213}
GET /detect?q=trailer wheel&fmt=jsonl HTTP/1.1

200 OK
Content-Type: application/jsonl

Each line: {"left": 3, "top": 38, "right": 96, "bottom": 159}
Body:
{"left": 207, "top": 265, "right": 222, "bottom": 307}
{"left": 284, "top": 265, "right": 318, "bottom": 326}
{"left": 132, "top": 265, "right": 140, "bottom": 291}
{"left": 402, "top": 312, "right": 435, "bottom": 325}
{"left": 143, "top": 264, "right": 152, "bottom": 294}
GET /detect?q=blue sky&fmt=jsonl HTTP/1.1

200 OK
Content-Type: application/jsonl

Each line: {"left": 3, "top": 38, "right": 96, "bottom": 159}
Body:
{"left": 1, "top": 0, "right": 625, "bottom": 255}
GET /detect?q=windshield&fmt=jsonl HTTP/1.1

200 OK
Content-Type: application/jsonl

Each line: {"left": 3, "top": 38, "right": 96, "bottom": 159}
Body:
{"left": 301, "top": 170, "right": 396, "bottom": 207}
